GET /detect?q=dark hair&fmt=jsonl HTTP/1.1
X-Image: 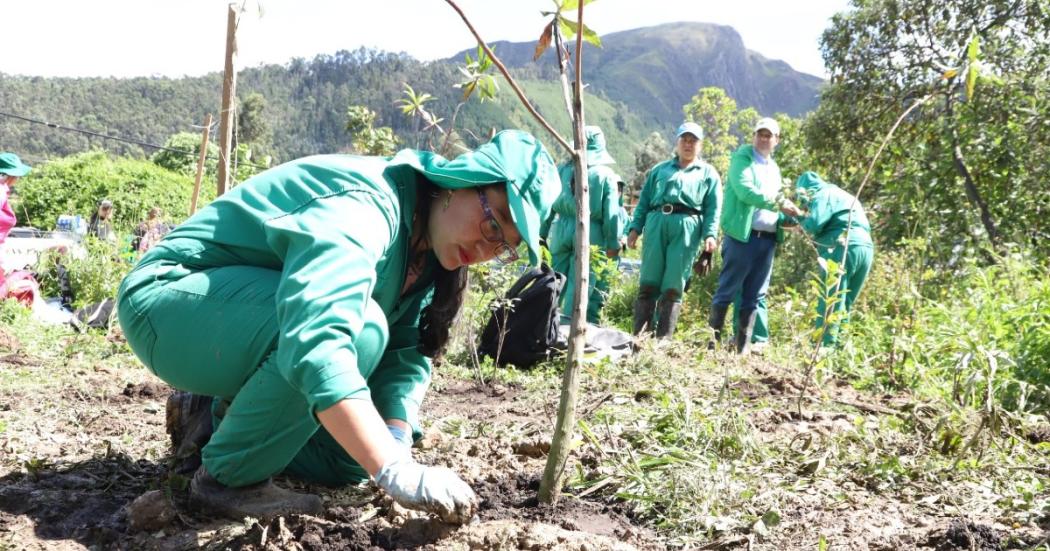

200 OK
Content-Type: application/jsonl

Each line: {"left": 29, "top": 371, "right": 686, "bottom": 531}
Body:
{"left": 414, "top": 179, "right": 470, "bottom": 360}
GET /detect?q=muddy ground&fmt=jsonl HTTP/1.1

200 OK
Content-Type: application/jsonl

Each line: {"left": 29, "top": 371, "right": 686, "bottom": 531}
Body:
{"left": 0, "top": 326, "right": 1047, "bottom": 550}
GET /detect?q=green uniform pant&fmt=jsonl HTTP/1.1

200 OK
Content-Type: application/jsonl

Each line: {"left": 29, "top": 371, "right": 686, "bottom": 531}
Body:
{"left": 815, "top": 244, "right": 873, "bottom": 346}
{"left": 639, "top": 213, "right": 703, "bottom": 302}
{"left": 550, "top": 219, "right": 614, "bottom": 324}
{"left": 733, "top": 294, "right": 768, "bottom": 343}
{"left": 117, "top": 258, "right": 388, "bottom": 487}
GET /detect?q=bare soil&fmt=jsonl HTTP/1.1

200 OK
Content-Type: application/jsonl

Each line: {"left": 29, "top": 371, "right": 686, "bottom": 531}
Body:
{"left": 1, "top": 337, "right": 1047, "bottom": 550}
{"left": 0, "top": 348, "right": 655, "bottom": 550}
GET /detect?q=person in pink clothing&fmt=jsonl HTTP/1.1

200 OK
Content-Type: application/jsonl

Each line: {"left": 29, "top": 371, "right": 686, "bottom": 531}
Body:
{"left": 0, "top": 153, "right": 33, "bottom": 246}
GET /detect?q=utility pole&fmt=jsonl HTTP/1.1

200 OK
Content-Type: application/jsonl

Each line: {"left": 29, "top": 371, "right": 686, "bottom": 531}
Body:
{"left": 216, "top": 4, "right": 238, "bottom": 196}
{"left": 190, "top": 113, "right": 213, "bottom": 216}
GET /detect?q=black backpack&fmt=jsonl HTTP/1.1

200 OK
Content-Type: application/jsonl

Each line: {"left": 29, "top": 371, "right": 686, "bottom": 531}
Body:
{"left": 479, "top": 264, "right": 566, "bottom": 368}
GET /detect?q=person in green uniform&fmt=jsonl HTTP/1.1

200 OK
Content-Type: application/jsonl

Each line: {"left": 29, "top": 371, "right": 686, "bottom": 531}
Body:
{"left": 709, "top": 118, "right": 802, "bottom": 354}
{"left": 543, "top": 126, "right": 623, "bottom": 324}
{"left": 793, "top": 171, "right": 874, "bottom": 346}
{"left": 627, "top": 122, "right": 721, "bottom": 339}
{"left": 117, "top": 130, "right": 560, "bottom": 523}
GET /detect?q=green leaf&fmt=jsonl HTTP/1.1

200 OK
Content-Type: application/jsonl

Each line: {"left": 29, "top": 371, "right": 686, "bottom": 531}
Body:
{"left": 558, "top": 17, "right": 576, "bottom": 40}
{"left": 557, "top": 18, "right": 602, "bottom": 47}
{"left": 578, "top": 21, "right": 602, "bottom": 47}
{"left": 819, "top": 535, "right": 828, "bottom": 551}
{"left": 967, "top": 35, "right": 980, "bottom": 63}
{"left": 966, "top": 63, "right": 978, "bottom": 100}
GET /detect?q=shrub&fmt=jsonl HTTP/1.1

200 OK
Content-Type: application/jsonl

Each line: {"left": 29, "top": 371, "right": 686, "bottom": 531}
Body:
{"left": 11, "top": 150, "right": 213, "bottom": 231}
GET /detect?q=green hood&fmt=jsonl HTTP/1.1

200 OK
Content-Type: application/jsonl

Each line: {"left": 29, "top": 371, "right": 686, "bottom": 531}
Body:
{"left": 794, "top": 171, "right": 827, "bottom": 208}
{"left": 585, "top": 126, "right": 616, "bottom": 166}
{"left": 388, "top": 129, "right": 561, "bottom": 266}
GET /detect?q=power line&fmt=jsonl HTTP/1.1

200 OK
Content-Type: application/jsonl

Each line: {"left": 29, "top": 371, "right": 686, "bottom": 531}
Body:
{"left": 0, "top": 109, "right": 272, "bottom": 171}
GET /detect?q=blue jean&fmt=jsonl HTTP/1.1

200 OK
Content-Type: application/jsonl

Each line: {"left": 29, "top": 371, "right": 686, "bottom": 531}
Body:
{"left": 712, "top": 234, "right": 776, "bottom": 312}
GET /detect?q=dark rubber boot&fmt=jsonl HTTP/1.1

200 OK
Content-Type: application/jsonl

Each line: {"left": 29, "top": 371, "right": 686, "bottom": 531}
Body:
{"left": 736, "top": 308, "right": 758, "bottom": 355}
{"left": 655, "top": 301, "right": 682, "bottom": 339}
{"left": 166, "top": 391, "right": 214, "bottom": 475}
{"left": 707, "top": 304, "right": 729, "bottom": 350}
{"left": 632, "top": 297, "right": 657, "bottom": 336}
{"left": 190, "top": 466, "right": 323, "bottom": 520}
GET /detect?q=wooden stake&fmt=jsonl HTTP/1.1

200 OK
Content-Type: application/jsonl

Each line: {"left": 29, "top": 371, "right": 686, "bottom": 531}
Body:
{"left": 216, "top": 4, "right": 238, "bottom": 196}
{"left": 190, "top": 113, "right": 212, "bottom": 216}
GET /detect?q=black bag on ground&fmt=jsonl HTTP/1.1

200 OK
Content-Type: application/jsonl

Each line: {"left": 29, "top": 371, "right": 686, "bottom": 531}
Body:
{"left": 71, "top": 298, "right": 116, "bottom": 332}
{"left": 479, "top": 264, "right": 566, "bottom": 368}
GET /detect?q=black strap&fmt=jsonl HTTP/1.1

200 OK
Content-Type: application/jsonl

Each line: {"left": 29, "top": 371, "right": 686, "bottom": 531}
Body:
{"left": 656, "top": 204, "right": 701, "bottom": 216}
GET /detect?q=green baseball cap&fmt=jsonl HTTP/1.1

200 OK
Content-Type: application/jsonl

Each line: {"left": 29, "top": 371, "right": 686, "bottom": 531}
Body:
{"left": 0, "top": 152, "right": 31, "bottom": 177}
{"left": 389, "top": 129, "right": 561, "bottom": 266}
{"left": 585, "top": 126, "right": 616, "bottom": 166}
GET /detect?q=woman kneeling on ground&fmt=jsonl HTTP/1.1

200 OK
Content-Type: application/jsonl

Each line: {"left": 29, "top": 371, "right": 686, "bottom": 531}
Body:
{"left": 117, "top": 130, "right": 560, "bottom": 523}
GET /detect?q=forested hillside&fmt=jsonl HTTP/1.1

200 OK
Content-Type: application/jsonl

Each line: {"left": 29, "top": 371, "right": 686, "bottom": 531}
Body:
{"left": 0, "top": 23, "right": 822, "bottom": 178}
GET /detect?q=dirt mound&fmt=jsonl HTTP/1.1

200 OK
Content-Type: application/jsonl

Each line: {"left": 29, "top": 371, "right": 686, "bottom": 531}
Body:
{"left": 1025, "top": 424, "right": 1050, "bottom": 444}
{"left": 925, "top": 519, "right": 1003, "bottom": 550}
{"left": 120, "top": 380, "right": 169, "bottom": 400}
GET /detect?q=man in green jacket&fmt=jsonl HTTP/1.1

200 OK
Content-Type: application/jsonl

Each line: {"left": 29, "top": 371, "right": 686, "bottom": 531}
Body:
{"left": 628, "top": 122, "right": 721, "bottom": 339}
{"left": 118, "top": 130, "right": 560, "bottom": 522}
{"left": 543, "top": 126, "right": 624, "bottom": 324}
{"left": 794, "top": 171, "right": 874, "bottom": 346}
{"left": 710, "top": 118, "right": 802, "bottom": 354}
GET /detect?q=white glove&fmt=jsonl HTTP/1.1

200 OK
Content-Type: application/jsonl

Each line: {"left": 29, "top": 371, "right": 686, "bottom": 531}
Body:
{"left": 374, "top": 456, "right": 478, "bottom": 524}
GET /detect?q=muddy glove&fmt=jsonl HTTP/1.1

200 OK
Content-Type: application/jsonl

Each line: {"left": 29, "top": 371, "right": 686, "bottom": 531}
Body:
{"left": 374, "top": 456, "right": 478, "bottom": 524}
{"left": 693, "top": 250, "right": 713, "bottom": 277}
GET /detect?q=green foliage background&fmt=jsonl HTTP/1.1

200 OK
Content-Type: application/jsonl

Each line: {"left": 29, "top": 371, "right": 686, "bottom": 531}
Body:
{"left": 11, "top": 151, "right": 213, "bottom": 230}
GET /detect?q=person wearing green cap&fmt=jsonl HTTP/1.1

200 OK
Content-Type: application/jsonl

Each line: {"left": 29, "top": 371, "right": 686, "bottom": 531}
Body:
{"left": 0, "top": 153, "right": 33, "bottom": 247}
{"left": 709, "top": 118, "right": 802, "bottom": 354}
{"left": 117, "top": 130, "right": 560, "bottom": 523}
{"left": 542, "top": 126, "right": 624, "bottom": 324}
{"left": 627, "top": 122, "right": 721, "bottom": 339}
{"left": 793, "top": 171, "right": 874, "bottom": 346}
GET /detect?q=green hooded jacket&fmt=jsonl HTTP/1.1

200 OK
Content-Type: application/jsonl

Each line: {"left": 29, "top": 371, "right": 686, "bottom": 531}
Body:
{"left": 794, "top": 171, "right": 872, "bottom": 250}
{"left": 720, "top": 144, "right": 785, "bottom": 242}
{"left": 133, "top": 130, "right": 559, "bottom": 431}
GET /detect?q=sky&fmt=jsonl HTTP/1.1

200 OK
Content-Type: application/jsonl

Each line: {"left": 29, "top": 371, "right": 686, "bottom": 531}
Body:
{"left": 3, "top": 0, "right": 851, "bottom": 79}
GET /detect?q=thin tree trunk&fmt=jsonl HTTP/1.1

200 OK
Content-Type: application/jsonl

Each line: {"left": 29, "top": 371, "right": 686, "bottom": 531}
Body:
{"left": 539, "top": 2, "right": 588, "bottom": 505}
{"left": 945, "top": 88, "right": 1000, "bottom": 250}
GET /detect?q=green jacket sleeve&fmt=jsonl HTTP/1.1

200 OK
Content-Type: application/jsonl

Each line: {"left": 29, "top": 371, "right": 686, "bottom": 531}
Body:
{"left": 701, "top": 169, "right": 722, "bottom": 240}
{"left": 263, "top": 190, "right": 397, "bottom": 415}
{"left": 630, "top": 166, "right": 657, "bottom": 235}
{"left": 368, "top": 287, "right": 432, "bottom": 436}
{"left": 800, "top": 189, "right": 832, "bottom": 238}
{"left": 600, "top": 173, "right": 622, "bottom": 250}
{"left": 727, "top": 154, "right": 778, "bottom": 211}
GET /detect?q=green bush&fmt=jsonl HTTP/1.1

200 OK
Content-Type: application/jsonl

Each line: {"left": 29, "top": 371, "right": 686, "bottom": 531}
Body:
{"left": 813, "top": 243, "right": 1050, "bottom": 413}
{"left": 11, "top": 150, "right": 214, "bottom": 231}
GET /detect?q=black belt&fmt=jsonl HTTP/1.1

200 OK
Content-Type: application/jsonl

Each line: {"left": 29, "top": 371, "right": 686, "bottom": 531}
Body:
{"left": 657, "top": 204, "right": 701, "bottom": 216}
{"left": 751, "top": 229, "right": 776, "bottom": 239}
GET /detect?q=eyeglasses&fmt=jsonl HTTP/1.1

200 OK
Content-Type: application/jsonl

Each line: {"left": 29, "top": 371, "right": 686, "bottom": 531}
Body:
{"left": 476, "top": 188, "right": 520, "bottom": 264}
